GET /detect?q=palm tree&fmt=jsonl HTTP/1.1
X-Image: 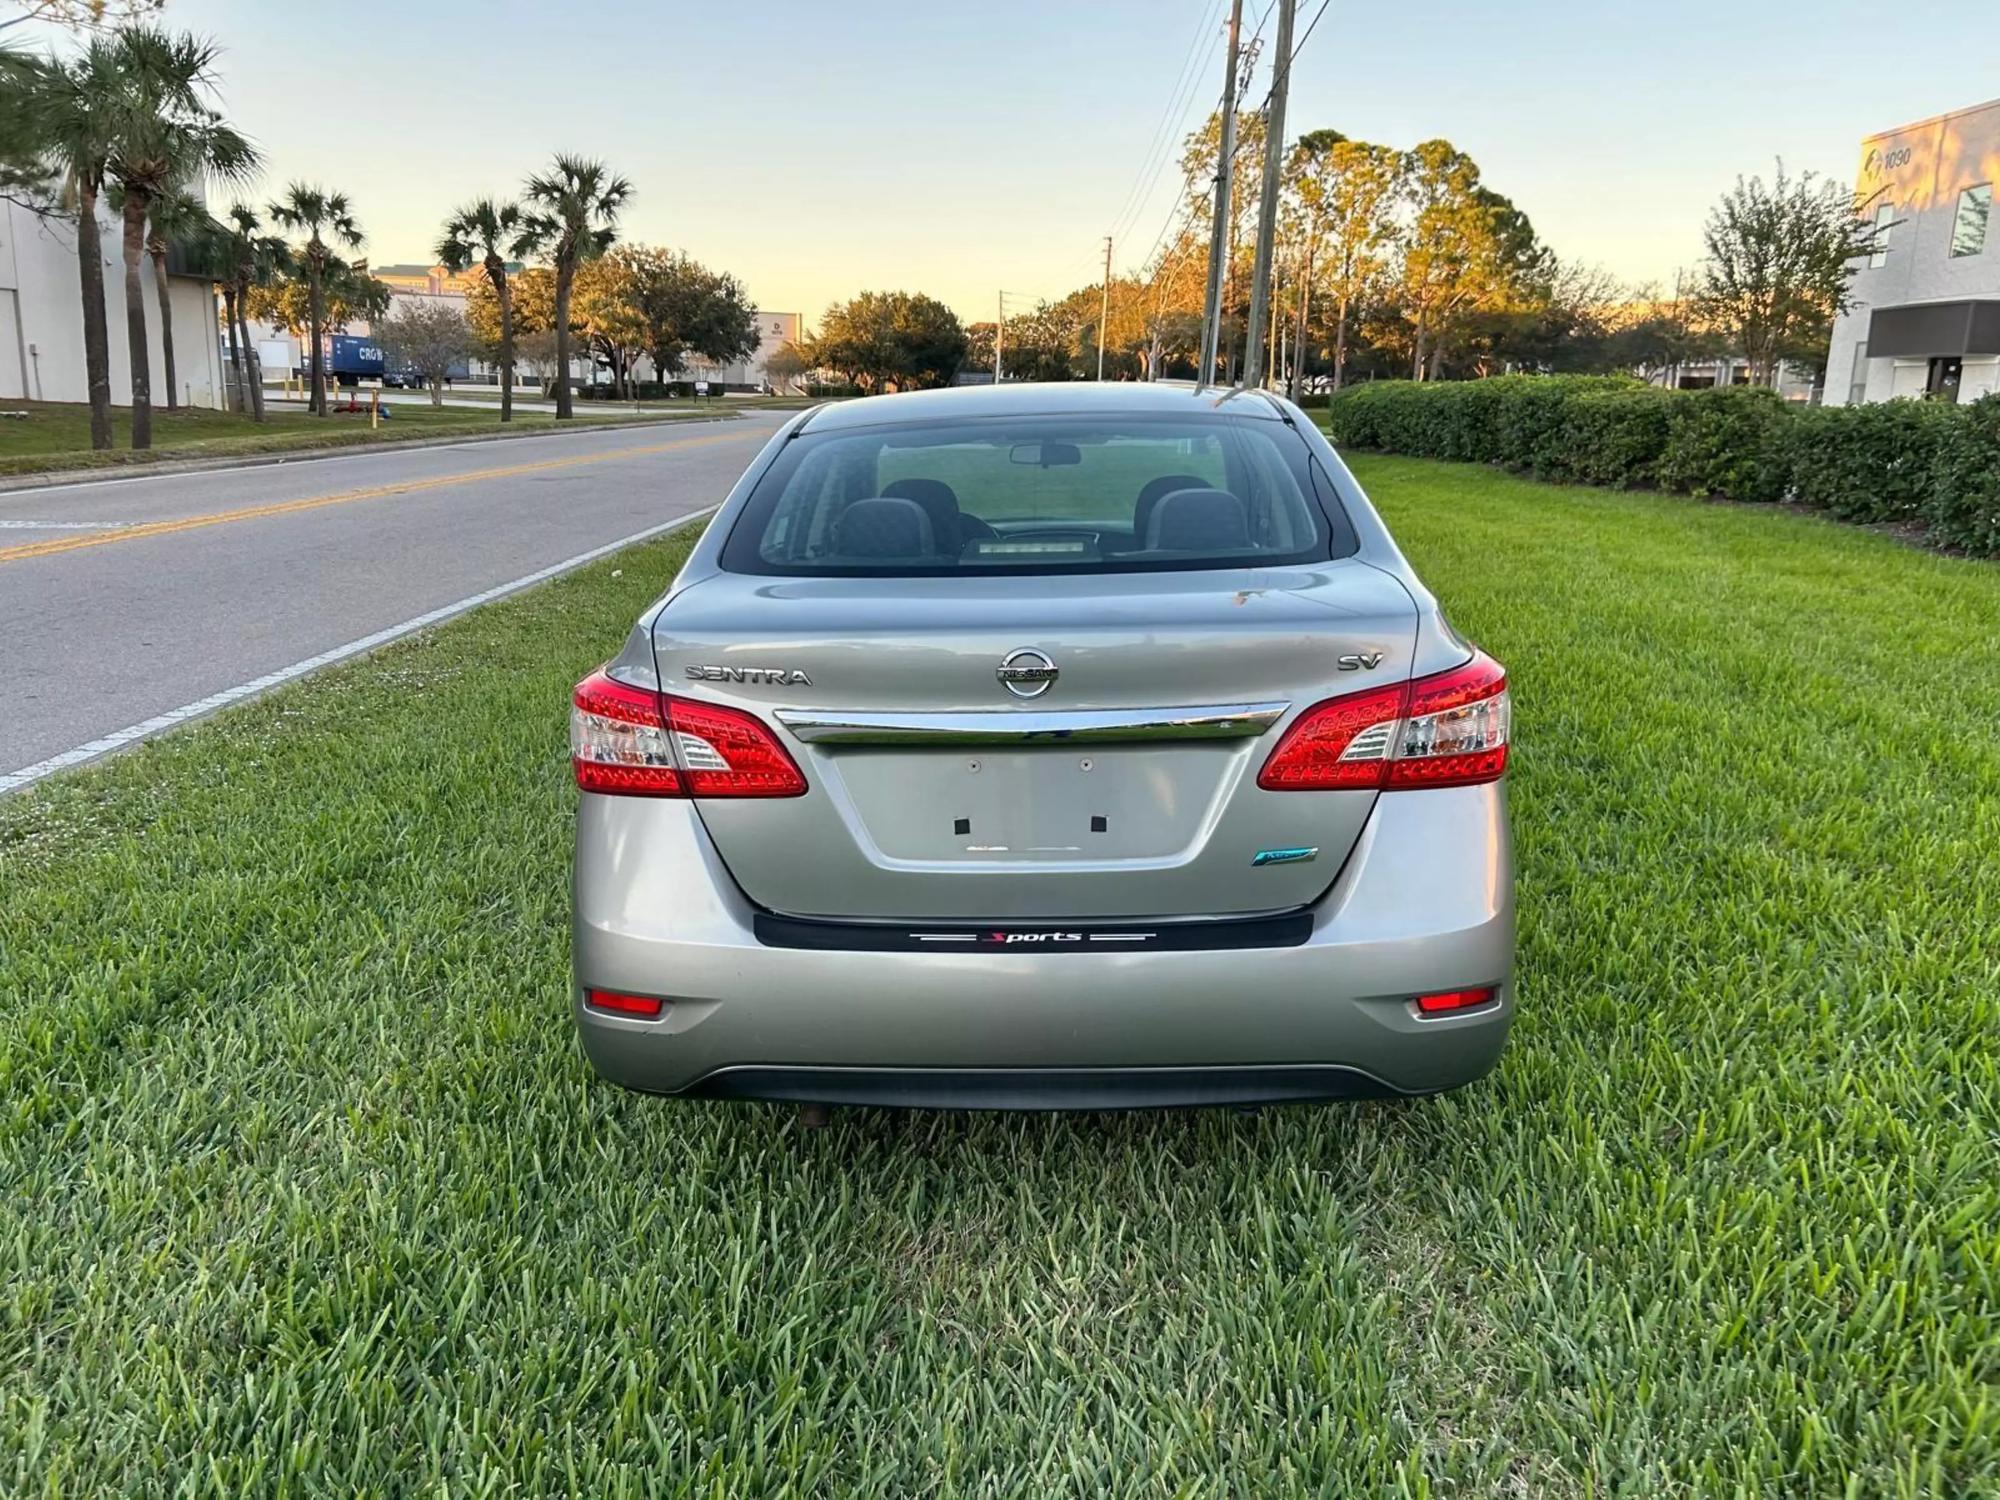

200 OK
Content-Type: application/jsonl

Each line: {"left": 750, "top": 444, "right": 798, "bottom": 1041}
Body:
{"left": 4, "top": 38, "right": 124, "bottom": 448}
{"left": 268, "top": 182, "right": 362, "bottom": 416}
{"left": 437, "top": 197, "right": 540, "bottom": 423}
{"left": 101, "top": 27, "right": 259, "bottom": 447}
{"left": 219, "top": 203, "right": 285, "bottom": 419}
{"left": 0, "top": 42, "right": 52, "bottom": 207}
{"left": 522, "top": 155, "right": 630, "bottom": 419}
{"left": 113, "top": 184, "right": 220, "bottom": 414}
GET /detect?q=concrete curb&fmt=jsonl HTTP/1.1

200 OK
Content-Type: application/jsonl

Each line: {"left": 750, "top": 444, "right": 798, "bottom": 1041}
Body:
{"left": 0, "top": 411, "right": 742, "bottom": 494}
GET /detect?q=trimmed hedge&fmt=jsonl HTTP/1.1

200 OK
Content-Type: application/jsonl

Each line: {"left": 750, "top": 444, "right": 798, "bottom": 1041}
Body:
{"left": 1927, "top": 395, "right": 2000, "bottom": 554}
{"left": 1656, "top": 387, "right": 1789, "bottom": 502}
{"left": 1780, "top": 400, "right": 1959, "bottom": 525}
{"left": 1324, "top": 380, "right": 2000, "bottom": 557}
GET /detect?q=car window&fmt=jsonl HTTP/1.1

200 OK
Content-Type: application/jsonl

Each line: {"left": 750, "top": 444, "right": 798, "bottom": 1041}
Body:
{"left": 721, "top": 413, "right": 1352, "bottom": 576}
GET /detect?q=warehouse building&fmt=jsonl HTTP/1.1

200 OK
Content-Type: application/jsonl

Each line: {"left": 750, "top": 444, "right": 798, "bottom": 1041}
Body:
{"left": 682, "top": 309, "right": 802, "bottom": 391}
{"left": 0, "top": 196, "right": 227, "bottom": 407}
{"left": 1826, "top": 97, "right": 2000, "bottom": 405}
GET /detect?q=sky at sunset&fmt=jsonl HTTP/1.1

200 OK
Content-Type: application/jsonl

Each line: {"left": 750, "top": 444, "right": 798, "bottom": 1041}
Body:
{"left": 36, "top": 0, "right": 1997, "bottom": 325}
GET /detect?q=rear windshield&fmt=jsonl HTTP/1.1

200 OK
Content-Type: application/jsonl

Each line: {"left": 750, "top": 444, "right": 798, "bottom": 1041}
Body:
{"left": 718, "top": 413, "right": 1355, "bottom": 576}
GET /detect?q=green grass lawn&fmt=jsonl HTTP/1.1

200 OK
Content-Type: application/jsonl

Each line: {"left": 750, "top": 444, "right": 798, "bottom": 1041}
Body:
{"left": 2, "top": 457, "right": 1995, "bottom": 1494}
{"left": 0, "top": 399, "right": 727, "bottom": 477}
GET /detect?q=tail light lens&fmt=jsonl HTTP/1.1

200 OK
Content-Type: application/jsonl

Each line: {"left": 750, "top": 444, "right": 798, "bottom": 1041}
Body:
{"left": 1254, "top": 683, "right": 1405, "bottom": 790}
{"left": 571, "top": 669, "right": 806, "bottom": 798}
{"left": 1258, "top": 651, "right": 1509, "bottom": 791}
{"left": 1386, "top": 654, "right": 1511, "bottom": 789}
{"left": 667, "top": 694, "right": 808, "bottom": 797}
{"left": 572, "top": 671, "right": 682, "bottom": 796}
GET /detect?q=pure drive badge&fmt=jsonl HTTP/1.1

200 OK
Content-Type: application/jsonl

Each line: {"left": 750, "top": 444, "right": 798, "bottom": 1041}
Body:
{"left": 1251, "top": 846, "right": 1319, "bottom": 867}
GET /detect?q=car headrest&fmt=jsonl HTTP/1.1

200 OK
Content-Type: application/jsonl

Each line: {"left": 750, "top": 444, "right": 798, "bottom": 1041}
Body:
{"left": 1144, "top": 488, "right": 1249, "bottom": 551}
{"left": 882, "top": 478, "right": 963, "bottom": 548}
{"left": 1132, "top": 474, "right": 1209, "bottom": 541}
{"left": 834, "top": 496, "right": 936, "bottom": 558}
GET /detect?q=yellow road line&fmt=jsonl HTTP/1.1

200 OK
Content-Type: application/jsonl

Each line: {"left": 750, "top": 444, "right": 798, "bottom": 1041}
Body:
{"left": 0, "top": 429, "right": 753, "bottom": 566}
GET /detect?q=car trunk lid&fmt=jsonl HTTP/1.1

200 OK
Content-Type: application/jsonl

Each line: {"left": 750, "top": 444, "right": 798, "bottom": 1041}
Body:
{"left": 651, "top": 562, "right": 1417, "bottom": 920}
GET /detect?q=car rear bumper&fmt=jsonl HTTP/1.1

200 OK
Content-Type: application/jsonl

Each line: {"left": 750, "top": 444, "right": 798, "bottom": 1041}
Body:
{"left": 571, "top": 784, "right": 1515, "bottom": 1108}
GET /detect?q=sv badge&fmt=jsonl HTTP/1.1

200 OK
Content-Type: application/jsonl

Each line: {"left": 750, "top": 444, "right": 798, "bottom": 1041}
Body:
{"left": 1336, "top": 652, "right": 1385, "bottom": 672}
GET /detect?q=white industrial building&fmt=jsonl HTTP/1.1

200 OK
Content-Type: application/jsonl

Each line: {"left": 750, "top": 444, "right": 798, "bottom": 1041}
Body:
{"left": 0, "top": 196, "right": 227, "bottom": 408}
{"left": 1826, "top": 97, "right": 2000, "bottom": 405}
{"left": 681, "top": 309, "right": 802, "bottom": 390}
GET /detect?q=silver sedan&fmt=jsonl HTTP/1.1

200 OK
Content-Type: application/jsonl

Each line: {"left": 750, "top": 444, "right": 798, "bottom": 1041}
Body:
{"left": 570, "top": 381, "right": 1513, "bottom": 1109}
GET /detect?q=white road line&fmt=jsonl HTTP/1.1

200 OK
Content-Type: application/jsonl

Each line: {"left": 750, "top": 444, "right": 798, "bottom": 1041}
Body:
{"left": 0, "top": 507, "right": 714, "bottom": 797}
{"left": 0, "top": 519, "right": 128, "bottom": 530}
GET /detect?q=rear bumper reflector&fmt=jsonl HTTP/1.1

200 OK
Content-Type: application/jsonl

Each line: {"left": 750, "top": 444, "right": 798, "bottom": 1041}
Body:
{"left": 1413, "top": 986, "right": 1498, "bottom": 1016}
{"left": 586, "top": 989, "right": 668, "bottom": 1018}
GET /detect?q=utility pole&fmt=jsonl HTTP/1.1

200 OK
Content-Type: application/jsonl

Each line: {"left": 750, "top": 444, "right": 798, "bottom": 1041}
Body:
{"left": 1273, "top": 303, "right": 1284, "bottom": 393}
{"left": 995, "top": 291, "right": 1005, "bottom": 383}
{"left": 1242, "top": 0, "right": 1294, "bottom": 389}
{"left": 1097, "top": 237, "right": 1113, "bottom": 380}
{"left": 1289, "top": 229, "right": 1315, "bottom": 401}
{"left": 1196, "top": 0, "right": 1243, "bottom": 391}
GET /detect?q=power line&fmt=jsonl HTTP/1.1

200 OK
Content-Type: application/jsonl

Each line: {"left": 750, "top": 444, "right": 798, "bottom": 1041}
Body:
{"left": 1129, "top": 3, "right": 1264, "bottom": 278}
{"left": 1241, "top": 0, "right": 1294, "bottom": 387}
{"left": 1243, "top": 0, "right": 1277, "bottom": 62}
{"left": 1103, "top": 0, "right": 1226, "bottom": 246}
{"left": 1099, "top": 0, "right": 1271, "bottom": 361}
{"left": 1132, "top": 0, "right": 1310, "bottom": 381}
{"left": 1197, "top": 0, "right": 1245, "bottom": 387}
{"left": 1136, "top": 123, "right": 1208, "bottom": 273}
{"left": 1096, "top": 0, "right": 1264, "bottom": 302}
{"left": 1290, "top": 0, "right": 1331, "bottom": 64}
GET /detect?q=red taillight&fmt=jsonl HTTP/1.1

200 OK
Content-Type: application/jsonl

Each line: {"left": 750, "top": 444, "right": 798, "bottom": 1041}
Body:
{"left": 586, "top": 988, "right": 666, "bottom": 1018}
{"left": 1255, "top": 683, "right": 1405, "bottom": 790}
{"left": 1414, "top": 986, "right": 1498, "bottom": 1016}
{"left": 572, "top": 671, "right": 683, "bottom": 796}
{"left": 570, "top": 669, "right": 806, "bottom": 798}
{"left": 666, "top": 693, "right": 808, "bottom": 798}
{"left": 1258, "top": 651, "right": 1510, "bottom": 792}
{"left": 1386, "top": 654, "right": 1511, "bottom": 789}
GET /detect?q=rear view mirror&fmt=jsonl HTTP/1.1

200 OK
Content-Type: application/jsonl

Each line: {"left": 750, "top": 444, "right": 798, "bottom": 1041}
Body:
{"left": 1008, "top": 441, "right": 1083, "bottom": 468}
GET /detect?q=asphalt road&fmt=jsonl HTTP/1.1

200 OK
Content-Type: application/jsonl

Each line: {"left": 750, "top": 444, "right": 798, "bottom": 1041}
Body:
{"left": 0, "top": 414, "right": 787, "bottom": 783}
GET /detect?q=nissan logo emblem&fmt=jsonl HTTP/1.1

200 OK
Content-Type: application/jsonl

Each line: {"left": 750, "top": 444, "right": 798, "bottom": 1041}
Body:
{"left": 996, "top": 647, "right": 1058, "bottom": 698}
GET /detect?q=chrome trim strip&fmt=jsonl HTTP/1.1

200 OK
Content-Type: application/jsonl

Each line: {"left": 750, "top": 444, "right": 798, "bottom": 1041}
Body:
{"left": 773, "top": 701, "right": 1289, "bottom": 746}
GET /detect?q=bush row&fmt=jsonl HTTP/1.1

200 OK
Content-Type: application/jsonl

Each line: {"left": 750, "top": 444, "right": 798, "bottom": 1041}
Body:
{"left": 1322, "top": 377, "right": 2000, "bottom": 556}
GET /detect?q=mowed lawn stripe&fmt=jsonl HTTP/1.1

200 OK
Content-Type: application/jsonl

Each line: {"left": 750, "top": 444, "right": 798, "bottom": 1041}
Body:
{"left": 0, "top": 456, "right": 1995, "bottom": 1493}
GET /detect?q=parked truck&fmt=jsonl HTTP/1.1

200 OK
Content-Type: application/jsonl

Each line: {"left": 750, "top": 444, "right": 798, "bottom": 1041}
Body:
{"left": 319, "top": 334, "right": 385, "bottom": 386}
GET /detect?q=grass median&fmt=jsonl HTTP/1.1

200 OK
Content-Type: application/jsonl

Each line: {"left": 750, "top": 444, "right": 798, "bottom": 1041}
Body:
{"left": 0, "top": 399, "right": 732, "bottom": 478}
{"left": 1, "top": 457, "right": 1994, "bottom": 1493}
